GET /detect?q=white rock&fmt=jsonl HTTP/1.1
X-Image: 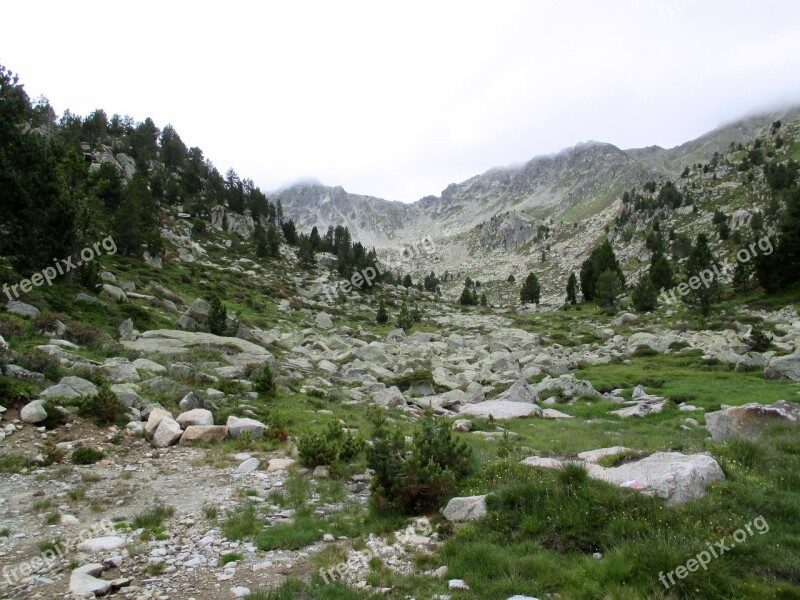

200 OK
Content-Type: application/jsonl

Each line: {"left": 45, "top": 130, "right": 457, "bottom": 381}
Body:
{"left": 77, "top": 536, "right": 126, "bottom": 553}
{"left": 20, "top": 400, "right": 47, "bottom": 424}
{"left": 236, "top": 458, "right": 260, "bottom": 474}
{"left": 152, "top": 417, "right": 183, "bottom": 447}
{"left": 442, "top": 495, "right": 487, "bottom": 521}
{"left": 176, "top": 408, "right": 214, "bottom": 428}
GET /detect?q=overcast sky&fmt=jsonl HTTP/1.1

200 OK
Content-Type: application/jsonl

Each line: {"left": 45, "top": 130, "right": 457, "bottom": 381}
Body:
{"left": 4, "top": 0, "right": 800, "bottom": 202}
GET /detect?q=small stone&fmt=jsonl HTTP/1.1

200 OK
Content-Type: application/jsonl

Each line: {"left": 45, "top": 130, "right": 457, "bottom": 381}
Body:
{"left": 449, "top": 579, "right": 470, "bottom": 590}
{"left": 236, "top": 458, "right": 260, "bottom": 474}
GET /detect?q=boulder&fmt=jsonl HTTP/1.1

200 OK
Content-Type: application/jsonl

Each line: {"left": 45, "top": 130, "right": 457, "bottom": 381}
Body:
{"left": 69, "top": 563, "right": 111, "bottom": 597}
{"left": 145, "top": 408, "right": 173, "bottom": 436}
{"left": 119, "top": 318, "right": 136, "bottom": 341}
{"left": 176, "top": 408, "right": 214, "bottom": 428}
{"left": 152, "top": 284, "right": 183, "bottom": 304}
{"left": 236, "top": 457, "right": 260, "bottom": 474}
{"left": 5, "top": 300, "right": 40, "bottom": 319}
{"left": 179, "top": 425, "right": 229, "bottom": 445}
{"left": 765, "top": 354, "right": 800, "bottom": 381}
{"left": 494, "top": 379, "right": 537, "bottom": 403}
{"left": 77, "top": 537, "right": 126, "bottom": 553}
{"left": 100, "top": 284, "right": 128, "bottom": 303}
{"left": 705, "top": 401, "right": 800, "bottom": 442}
{"left": 227, "top": 416, "right": 268, "bottom": 438}
{"left": 459, "top": 400, "right": 542, "bottom": 419}
{"left": 442, "top": 495, "right": 487, "bottom": 521}
{"left": 20, "top": 400, "right": 47, "bottom": 424}
{"left": 41, "top": 376, "right": 98, "bottom": 400}
{"left": 267, "top": 458, "right": 296, "bottom": 472}
{"left": 152, "top": 417, "right": 183, "bottom": 447}
{"left": 315, "top": 312, "right": 334, "bottom": 329}
{"left": 521, "top": 452, "right": 724, "bottom": 505}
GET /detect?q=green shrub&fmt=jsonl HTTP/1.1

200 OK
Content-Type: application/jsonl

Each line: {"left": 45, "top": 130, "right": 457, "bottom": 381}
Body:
{"left": 298, "top": 421, "right": 365, "bottom": 468}
{"left": 77, "top": 385, "right": 127, "bottom": 427}
{"left": 18, "top": 349, "right": 63, "bottom": 382}
{"left": 72, "top": 447, "right": 105, "bottom": 465}
{"left": 253, "top": 365, "right": 277, "bottom": 398}
{"left": 746, "top": 328, "right": 771, "bottom": 352}
{"left": 367, "top": 410, "right": 471, "bottom": 514}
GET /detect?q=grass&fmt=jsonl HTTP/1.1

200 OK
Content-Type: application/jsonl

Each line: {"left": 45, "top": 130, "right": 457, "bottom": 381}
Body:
{"left": 72, "top": 447, "right": 105, "bottom": 465}
{"left": 255, "top": 507, "right": 324, "bottom": 551}
{"left": 221, "top": 553, "right": 244, "bottom": 565}
{"left": 132, "top": 505, "right": 175, "bottom": 530}
{"left": 37, "top": 537, "right": 64, "bottom": 554}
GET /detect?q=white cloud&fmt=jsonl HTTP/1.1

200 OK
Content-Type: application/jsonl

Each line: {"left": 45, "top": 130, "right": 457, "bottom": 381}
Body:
{"left": 3, "top": 0, "right": 799, "bottom": 202}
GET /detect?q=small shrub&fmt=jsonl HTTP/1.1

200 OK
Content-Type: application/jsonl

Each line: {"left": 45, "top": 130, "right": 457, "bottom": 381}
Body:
{"left": 221, "top": 553, "right": 244, "bottom": 565}
{"left": 298, "top": 421, "right": 365, "bottom": 468}
{"left": 66, "top": 321, "right": 106, "bottom": 347}
{"left": 133, "top": 505, "right": 175, "bottom": 530}
{"left": 77, "top": 385, "right": 127, "bottom": 427}
{"left": 18, "top": 349, "right": 63, "bottom": 382}
{"left": 253, "top": 365, "right": 277, "bottom": 398}
{"left": 367, "top": 410, "right": 471, "bottom": 514}
{"left": 72, "top": 447, "right": 105, "bottom": 465}
{"left": 40, "top": 439, "right": 65, "bottom": 466}
{"left": 746, "top": 328, "right": 771, "bottom": 352}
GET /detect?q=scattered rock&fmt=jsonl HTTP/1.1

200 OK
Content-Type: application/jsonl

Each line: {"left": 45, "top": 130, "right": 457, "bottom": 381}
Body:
{"left": 20, "top": 399, "right": 47, "bottom": 423}
{"left": 442, "top": 495, "right": 487, "bottom": 521}
{"left": 705, "top": 401, "right": 800, "bottom": 442}
{"left": 5, "top": 300, "right": 40, "bottom": 319}
{"left": 152, "top": 417, "right": 183, "bottom": 447}
{"left": 227, "top": 416, "right": 268, "bottom": 438}
{"left": 179, "top": 425, "right": 229, "bottom": 445}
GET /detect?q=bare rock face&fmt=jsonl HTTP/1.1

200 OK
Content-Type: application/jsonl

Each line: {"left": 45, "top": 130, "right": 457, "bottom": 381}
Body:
{"left": 705, "top": 401, "right": 800, "bottom": 442}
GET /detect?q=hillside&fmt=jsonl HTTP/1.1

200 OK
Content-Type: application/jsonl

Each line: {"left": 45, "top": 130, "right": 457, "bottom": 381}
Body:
{"left": 2, "top": 64, "right": 800, "bottom": 600}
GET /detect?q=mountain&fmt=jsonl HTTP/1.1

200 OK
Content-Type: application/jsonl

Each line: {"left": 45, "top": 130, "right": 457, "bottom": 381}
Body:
{"left": 277, "top": 105, "right": 800, "bottom": 248}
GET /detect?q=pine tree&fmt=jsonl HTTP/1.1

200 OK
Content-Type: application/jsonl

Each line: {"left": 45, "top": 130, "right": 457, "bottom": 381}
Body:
{"left": 376, "top": 299, "right": 389, "bottom": 324}
{"left": 649, "top": 250, "right": 674, "bottom": 292}
{"left": 459, "top": 285, "right": 475, "bottom": 306}
{"left": 684, "top": 234, "right": 719, "bottom": 316}
{"left": 566, "top": 272, "right": 578, "bottom": 304}
{"left": 594, "top": 269, "right": 623, "bottom": 308}
{"left": 631, "top": 274, "right": 658, "bottom": 312}
{"left": 580, "top": 240, "right": 625, "bottom": 301}
{"left": 396, "top": 302, "right": 414, "bottom": 332}
{"left": 402, "top": 274, "right": 413, "bottom": 288}
{"left": 520, "top": 272, "right": 541, "bottom": 304}
{"left": 732, "top": 257, "right": 753, "bottom": 293}
{"left": 253, "top": 221, "right": 268, "bottom": 258}
{"left": 298, "top": 237, "right": 316, "bottom": 269}
{"left": 480, "top": 293, "right": 487, "bottom": 307}
{"left": 265, "top": 223, "right": 281, "bottom": 258}
{"left": 207, "top": 295, "right": 228, "bottom": 336}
